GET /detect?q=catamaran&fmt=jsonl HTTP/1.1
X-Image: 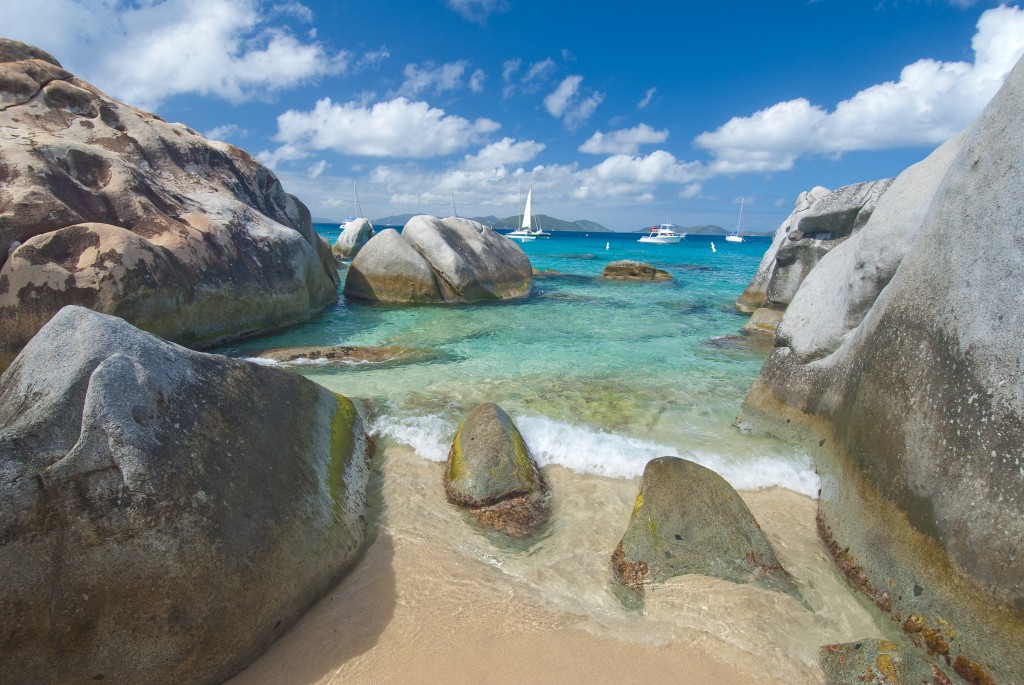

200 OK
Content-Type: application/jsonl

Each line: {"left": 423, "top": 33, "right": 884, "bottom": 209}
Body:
{"left": 638, "top": 223, "right": 685, "bottom": 244}
{"left": 506, "top": 187, "right": 551, "bottom": 240}
{"left": 725, "top": 199, "right": 746, "bottom": 243}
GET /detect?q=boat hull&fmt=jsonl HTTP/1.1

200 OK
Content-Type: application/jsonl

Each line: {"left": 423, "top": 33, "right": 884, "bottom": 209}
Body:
{"left": 638, "top": 235, "right": 683, "bottom": 244}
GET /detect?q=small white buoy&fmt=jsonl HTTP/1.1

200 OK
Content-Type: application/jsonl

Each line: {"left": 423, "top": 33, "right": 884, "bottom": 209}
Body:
{"left": 711, "top": 242, "right": 716, "bottom": 253}
{"left": 605, "top": 242, "right": 610, "bottom": 250}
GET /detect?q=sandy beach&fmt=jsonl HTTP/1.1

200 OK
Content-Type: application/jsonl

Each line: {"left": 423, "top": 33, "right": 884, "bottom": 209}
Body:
{"left": 229, "top": 442, "right": 882, "bottom": 685}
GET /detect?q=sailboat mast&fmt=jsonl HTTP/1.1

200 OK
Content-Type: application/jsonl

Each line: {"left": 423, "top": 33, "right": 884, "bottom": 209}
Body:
{"left": 737, "top": 198, "right": 744, "bottom": 232}
{"left": 522, "top": 187, "right": 533, "bottom": 230}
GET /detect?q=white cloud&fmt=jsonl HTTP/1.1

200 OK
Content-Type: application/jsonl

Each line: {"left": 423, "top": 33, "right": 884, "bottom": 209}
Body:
{"left": 265, "top": 96, "right": 500, "bottom": 161}
{"left": 681, "top": 183, "right": 702, "bottom": 199}
{"left": 399, "top": 61, "right": 472, "bottom": 97}
{"left": 462, "top": 137, "right": 545, "bottom": 170}
{"left": 544, "top": 75, "right": 582, "bottom": 117}
{"left": 579, "top": 124, "right": 669, "bottom": 155}
{"left": 469, "top": 68, "right": 486, "bottom": 93}
{"left": 445, "top": 0, "right": 509, "bottom": 23}
{"left": 544, "top": 75, "right": 604, "bottom": 128}
{"left": 307, "top": 159, "right": 327, "bottom": 178}
{"left": 638, "top": 87, "right": 656, "bottom": 109}
{"left": 695, "top": 5, "right": 1024, "bottom": 173}
{"left": 3, "top": 0, "right": 356, "bottom": 111}
{"left": 272, "top": 1, "right": 313, "bottom": 22}
{"left": 204, "top": 123, "right": 247, "bottom": 141}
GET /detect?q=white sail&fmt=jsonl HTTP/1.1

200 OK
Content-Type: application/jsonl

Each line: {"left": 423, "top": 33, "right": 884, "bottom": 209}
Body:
{"left": 521, "top": 188, "right": 533, "bottom": 230}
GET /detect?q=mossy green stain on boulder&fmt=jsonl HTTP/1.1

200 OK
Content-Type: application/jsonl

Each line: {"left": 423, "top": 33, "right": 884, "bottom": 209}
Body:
{"left": 444, "top": 403, "right": 549, "bottom": 538}
{"left": 328, "top": 394, "right": 358, "bottom": 521}
{"left": 612, "top": 457, "right": 803, "bottom": 602}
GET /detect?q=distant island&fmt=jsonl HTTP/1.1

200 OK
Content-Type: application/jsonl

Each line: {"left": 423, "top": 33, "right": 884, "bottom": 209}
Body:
{"left": 315, "top": 214, "right": 772, "bottom": 235}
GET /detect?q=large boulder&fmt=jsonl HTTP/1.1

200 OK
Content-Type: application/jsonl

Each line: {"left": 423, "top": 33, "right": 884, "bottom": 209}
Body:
{"left": 610, "top": 457, "right": 802, "bottom": 603}
{"left": 444, "top": 403, "right": 549, "bottom": 538}
{"left": 0, "top": 38, "right": 339, "bottom": 371}
{"left": 765, "top": 178, "right": 894, "bottom": 307}
{"left": 332, "top": 217, "right": 374, "bottom": 260}
{"left": 0, "top": 306, "right": 372, "bottom": 684}
{"left": 735, "top": 186, "right": 830, "bottom": 314}
{"left": 738, "top": 57, "right": 1024, "bottom": 683}
{"left": 344, "top": 216, "right": 532, "bottom": 303}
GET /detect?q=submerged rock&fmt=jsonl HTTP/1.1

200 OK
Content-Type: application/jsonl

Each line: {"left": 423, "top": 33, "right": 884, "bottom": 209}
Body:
{"left": 0, "top": 38, "right": 338, "bottom": 371}
{"left": 601, "top": 260, "right": 672, "bottom": 281}
{"left": 444, "top": 403, "right": 549, "bottom": 538}
{"left": 611, "top": 457, "right": 802, "bottom": 603}
{"left": 0, "top": 306, "right": 372, "bottom": 684}
{"left": 738, "top": 56, "right": 1024, "bottom": 683}
{"left": 344, "top": 216, "right": 532, "bottom": 303}
{"left": 820, "top": 639, "right": 955, "bottom": 685}
{"left": 247, "top": 344, "right": 439, "bottom": 366}
{"left": 333, "top": 217, "right": 374, "bottom": 260}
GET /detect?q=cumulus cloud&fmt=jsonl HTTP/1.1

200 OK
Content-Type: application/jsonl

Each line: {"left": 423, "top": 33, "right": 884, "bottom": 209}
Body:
{"left": 469, "top": 68, "right": 486, "bottom": 93}
{"left": 462, "top": 137, "right": 546, "bottom": 170}
{"left": 579, "top": 124, "right": 669, "bottom": 155}
{"left": 204, "top": 123, "right": 247, "bottom": 142}
{"left": 399, "top": 61, "right": 474, "bottom": 97}
{"left": 695, "top": 4, "right": 1024, "bottom": 173}
{"left": 445, "top": 0, "right": 509, "bottom": 23}
{"left": 1, "top": 0, "right": 361, "bottom": 111}
{"left": 263, "top": 97, "right": 500, "bottom": 162}
{"left": 544, "top": 75, "right": 604, "bottom": 128}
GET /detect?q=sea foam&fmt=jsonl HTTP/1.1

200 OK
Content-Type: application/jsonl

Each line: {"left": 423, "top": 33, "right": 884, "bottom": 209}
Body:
{"left": 373, "top": 412, "right": 820, "bottom": 498}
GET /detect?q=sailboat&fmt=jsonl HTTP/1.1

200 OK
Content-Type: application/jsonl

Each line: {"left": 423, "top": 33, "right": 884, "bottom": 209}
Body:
{"left": 506, "top": 187, "right": 551, "bottom": 240}
{"left": 339, "top": 182, "right": 373, "bottom": 233}
{"left": 725, "top": 199, "right": 745, "bottom": 243}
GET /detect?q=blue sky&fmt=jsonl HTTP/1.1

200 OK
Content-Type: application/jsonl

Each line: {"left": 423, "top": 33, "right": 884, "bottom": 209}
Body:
{"left": 4, "top": 1, "right": 1024, "bottom": 231}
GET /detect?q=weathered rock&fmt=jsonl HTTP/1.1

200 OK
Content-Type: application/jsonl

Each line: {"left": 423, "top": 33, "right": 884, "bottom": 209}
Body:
{"left": 343, "top": 228, "right": 441, "bottom": 302}
{"left": 741, "top": 307, "right": 784, "bottom": 336}
{"left": 344, "top": 216, "right": 532, "bottom": 304}
{"left": 765, "top": 179, "right": 894, "bottom": 307}
{"left": 444, "top": 403, "right": 549, "bottom": 538}
{"left": 0, "top": 39, "right": 339, "bottom": 371}
{"left": 332, "top": 218, "right": 374, "bottom": 260}
{"left": 601, "top": 260, "right": 672, "bottom": 281}
{"left": 0, "top": 306, "right": 372, "bottom": 684}
{"left": 820, "top": 639, "right": 955, "bottom": 685}
{"left": 777, "top": 131, "right": 965, "bottom": 362}
{"left": 735, "top": 186, "right": 830, "bottom": 313}
{"left": 738, "top": 56, "right": 1024, "bottom": 684}
{"left": 611, "top": 457, "right": 802, "bottom": 602}
{"left": 247, "top": 344, "right": 439, "bottom": 366}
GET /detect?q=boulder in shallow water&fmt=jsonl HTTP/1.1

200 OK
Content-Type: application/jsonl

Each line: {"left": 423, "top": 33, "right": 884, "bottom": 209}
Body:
{"left": 611, "top": 457, "right": 802, "bottom": 602}
{"left": 0, "top": 306, "right": 372, "bottom": 684}
{"left": 0, "top": 38, "right": 339, "bottom": 371}
{"left": 601, "top": 260, "right": 672, "bottom": 281}
{"left": 332, "top": 218, "right": 374, "bottom": 260}
{"left": 247, "top": 344, "right": 439, "bottom": 366}
{"left": 444, "top": 403, "right": 549, "bottom": 538}
{"left": 344, "top": 216, "right": 532, "bottom": 303}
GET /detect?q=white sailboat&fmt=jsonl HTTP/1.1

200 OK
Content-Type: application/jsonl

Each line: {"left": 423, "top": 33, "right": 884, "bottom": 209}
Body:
{"left": 506, "top": 187, "right": 551, "bottom": 240}
{"left": 725, "top": 199, "right": 745, "bottom": 243}
{"left": 339, "top": 182, "right": 373, "bottom": 233}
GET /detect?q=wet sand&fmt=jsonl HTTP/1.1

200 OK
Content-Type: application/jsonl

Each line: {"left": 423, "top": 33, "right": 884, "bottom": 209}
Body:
{"left": 229, "top": 442, "right": 882, "bottom": 685}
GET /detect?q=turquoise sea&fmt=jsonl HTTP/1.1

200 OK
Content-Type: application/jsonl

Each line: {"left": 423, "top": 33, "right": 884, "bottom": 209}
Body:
{"left": 226, "top": 226, "right": 885, "bottom": 685}
{"left": 220, "top": 226, "right": 817, "bottom": 497}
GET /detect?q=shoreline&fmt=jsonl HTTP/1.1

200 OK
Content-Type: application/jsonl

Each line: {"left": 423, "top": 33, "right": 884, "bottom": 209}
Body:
{"left": 229, "top": 442, "right": 881, "bottom": 685}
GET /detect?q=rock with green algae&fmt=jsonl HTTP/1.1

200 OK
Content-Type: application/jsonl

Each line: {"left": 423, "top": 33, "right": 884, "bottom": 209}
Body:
{"left": 0, "top": 306, "right": 372, "bottom": 685}
{"left": 601, "top": 260, "right": 671, "bottom": 281}
{"left": 444, "top": 403, "right": 549, "bottom": 538}
{"left": 611, "top": 457, "right": 804, "bottom": 604}
{"left": 820, "top": 638, "right": 958, "bottom": 685}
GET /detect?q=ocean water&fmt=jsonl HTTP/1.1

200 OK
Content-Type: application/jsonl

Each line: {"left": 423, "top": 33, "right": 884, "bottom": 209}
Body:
{"left": 225, "top": 227, "right": 886, "bottom": 684}
{"left": 222, "top": 227, "right": 818, "bottom": 498}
